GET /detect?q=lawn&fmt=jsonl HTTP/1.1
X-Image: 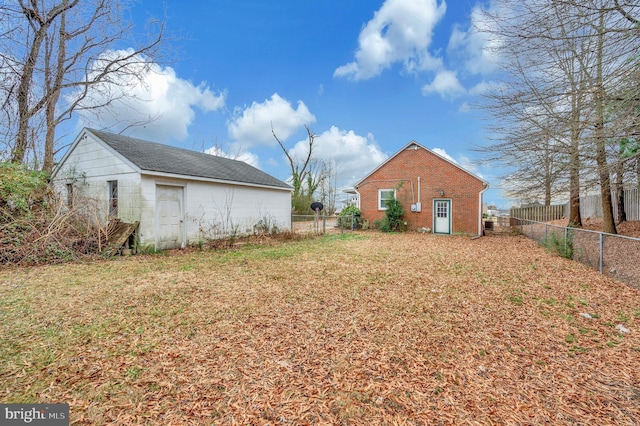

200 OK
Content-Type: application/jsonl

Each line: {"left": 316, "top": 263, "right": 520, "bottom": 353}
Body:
{"left": 1, "top": 232, "right": 639, "bottom": 425}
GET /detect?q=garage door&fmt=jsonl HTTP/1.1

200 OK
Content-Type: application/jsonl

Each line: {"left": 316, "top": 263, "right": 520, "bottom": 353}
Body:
{"left": 156, "top": 185, "right": 184, "bottom": 249}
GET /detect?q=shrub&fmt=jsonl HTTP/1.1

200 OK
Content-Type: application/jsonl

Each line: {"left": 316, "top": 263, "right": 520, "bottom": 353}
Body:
{"left": 0, "top": 162, "right": 111, "bottom": 265}
{"left": 542, "top": 229, "right": 574, "bottom": 259}
{"left": 379, "top": 198, "right": 406, "bottom": 232}
{"left": 338, "top": 205, "right": 361, "bottom": 229}
{"left": 0, "top": 162, "right": 50, "bottom": 219}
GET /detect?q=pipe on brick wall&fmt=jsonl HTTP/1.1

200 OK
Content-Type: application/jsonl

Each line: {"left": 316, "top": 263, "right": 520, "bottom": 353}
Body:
{"left": 358, "top": 179, "right": 415, "bottom": 204}
{"left": 479, "top": 183, "right": 489, "bottom": 236}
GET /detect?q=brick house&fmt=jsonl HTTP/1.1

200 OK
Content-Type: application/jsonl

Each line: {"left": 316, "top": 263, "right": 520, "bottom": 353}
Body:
{"left": 354, "top": 141, "right": 489, "bottom": 235}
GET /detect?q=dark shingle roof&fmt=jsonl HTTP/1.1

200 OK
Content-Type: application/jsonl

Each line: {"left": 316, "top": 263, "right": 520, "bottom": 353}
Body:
{"left": 87, "top": 129, "right": 291, "bottom": 190}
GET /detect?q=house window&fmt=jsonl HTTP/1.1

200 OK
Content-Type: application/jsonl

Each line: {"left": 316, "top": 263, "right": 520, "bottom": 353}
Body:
{"left": 108, "top": 180, "right": 118, "bottom": 217}
{"left": 66, "top": 183, "right": 73, "bottom": 208}
{"left": 378, "top": 189, "right": 395, "bottom": 210}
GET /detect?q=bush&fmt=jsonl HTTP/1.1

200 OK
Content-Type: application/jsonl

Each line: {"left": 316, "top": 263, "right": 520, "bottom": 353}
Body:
{"left": 337, "top": 205, "right": 362, "bottom": 229}
{"left": 379, "top": 198, "right": 406, "bottom": 232}
{"left": 0, "top": 162, "right": 111, "bottom": 266}
{"left": 0, "top": 162, "right": 50, "bottom": 219}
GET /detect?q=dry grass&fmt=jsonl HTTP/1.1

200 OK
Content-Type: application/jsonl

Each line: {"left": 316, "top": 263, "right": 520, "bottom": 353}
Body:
{"left": 1, "top": 232, "right": 639, "bottom": 425}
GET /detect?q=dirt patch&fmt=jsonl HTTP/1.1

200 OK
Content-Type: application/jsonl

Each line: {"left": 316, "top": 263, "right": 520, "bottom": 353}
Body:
{"left": 1, "top": 233, "right": 639, "bottom": 424}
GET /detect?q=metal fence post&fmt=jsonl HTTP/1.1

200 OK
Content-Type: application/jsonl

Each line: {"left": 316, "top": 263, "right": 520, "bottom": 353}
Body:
{"left": 322, "top": 212, "right": 326, "bottom": 234}
{"left": 599, "top": 233, "right": 603, "bottom": 275}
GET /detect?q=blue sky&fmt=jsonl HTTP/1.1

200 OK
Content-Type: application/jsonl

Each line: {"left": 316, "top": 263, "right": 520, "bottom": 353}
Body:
{"left": 72, "top": 0, "right": 512, "bottom": 208}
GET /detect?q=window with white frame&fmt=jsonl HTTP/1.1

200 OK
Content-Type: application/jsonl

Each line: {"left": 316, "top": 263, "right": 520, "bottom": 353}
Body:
{"left": 378, "top": 189, "right": 395, "bottom": 210}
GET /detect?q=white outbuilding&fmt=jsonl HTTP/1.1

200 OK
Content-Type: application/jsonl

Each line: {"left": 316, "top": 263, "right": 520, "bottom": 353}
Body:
{"left": 52, "top": 128, "right": 292, "bottom": 250}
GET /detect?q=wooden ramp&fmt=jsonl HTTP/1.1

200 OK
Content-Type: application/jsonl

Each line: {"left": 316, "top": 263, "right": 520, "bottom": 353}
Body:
{"left": 104, "top": 219, "right": 139, "bottom": 255}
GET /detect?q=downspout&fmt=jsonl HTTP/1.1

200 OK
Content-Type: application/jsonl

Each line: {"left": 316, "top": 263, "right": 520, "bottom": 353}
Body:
{"left": 478, "top": 183, "right": 489, "bottom": 236}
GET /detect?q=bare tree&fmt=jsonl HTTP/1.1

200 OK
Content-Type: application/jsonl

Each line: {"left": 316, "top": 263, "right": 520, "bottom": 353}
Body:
{"left": 1, "top": 0, "right": 164, "bottom": 171}
{"left": 272, "top": 123, "right": 326, "bottom": 214}
{"left": 477, "top": 2, "right": 586, "bottom": 220}
{"left": 317, "top": 160, "right": 339, "bottom": 214}
{"left": 477, "top": 0, "right": 639, "bottom": 233}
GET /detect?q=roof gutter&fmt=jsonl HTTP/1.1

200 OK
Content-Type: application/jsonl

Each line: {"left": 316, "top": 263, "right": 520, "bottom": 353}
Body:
{"left": 478, "top": 183, "right": 490, "bottom": 236}
{"left": 141, "top": 170, "right": 293, "bottom": 192}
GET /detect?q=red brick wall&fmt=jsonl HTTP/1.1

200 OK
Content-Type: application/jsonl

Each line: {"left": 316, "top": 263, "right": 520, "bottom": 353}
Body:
{"left": 356, "top": 144, "right": 486, "bottom": 234}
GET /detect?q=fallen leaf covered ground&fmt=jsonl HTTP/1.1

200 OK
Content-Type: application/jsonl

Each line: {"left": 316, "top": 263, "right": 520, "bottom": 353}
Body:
{"left": 1, "top": 232, "right": 639, "bottom": 425}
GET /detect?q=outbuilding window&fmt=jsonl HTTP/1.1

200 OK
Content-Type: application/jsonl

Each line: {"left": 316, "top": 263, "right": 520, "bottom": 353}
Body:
{"left": 378, "top": 189, "right": 395, "bottom": 210}
{"left": 108, "top": 180, "right": 118, "bottom": 217}
{"left": 66, "top": 183, "right": 73, "bottom": 208}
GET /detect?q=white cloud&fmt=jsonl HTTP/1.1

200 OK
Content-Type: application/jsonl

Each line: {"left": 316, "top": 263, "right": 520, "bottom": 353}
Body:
{"left": 457, "top": 154, "right": 483, "bottom": 179}
{"left": 432, "top": 147, "right": 457, "bottom": 163}
{"left": 458, "top": 101, "right": 471, "bottom": 113}
{"left": 288, "top": 126, "right": 388, "bottom": 186}
{"left": 72, "top": 49, "right": 225, "bottom": 142}
{"left": 227, "top": 93, "right": 316, "bottom": 146}
{"left": 205, "top": 145, "right": 260, "bottom": 169}
{"left": 421, "top": 69, "right": 466, "bottom": 99}
{"left": 432, "top": 147, "right": 484, "bottom": 178}
{"left": 334, "top": 0, "right": 447, "bottom": 80}
{"left": 447, "top": 3, "right": 503, "bottom": 76}
{"left": 469, "top": 79, "right": 504, "bottom": 96}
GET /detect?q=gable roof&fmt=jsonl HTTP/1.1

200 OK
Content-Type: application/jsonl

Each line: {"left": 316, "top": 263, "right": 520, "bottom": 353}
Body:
{"left": 355, "top": 140, "right": 488, "bottom": 188}
{"left": 72, "top": 128, "right": 291, "bottom": 190}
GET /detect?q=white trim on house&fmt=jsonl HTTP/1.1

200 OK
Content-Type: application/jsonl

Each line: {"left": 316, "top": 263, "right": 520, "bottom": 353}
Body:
{"left": 355, "top": 141, "right": 489, "bottom": 188}
{"left": 433, "top": 198, "right": 452, "bottom": 234}
{"left": 378, "top": 188, "right": 396, "bottom": 210}
{"left": 140, "top": 170, "right": 292, "bottom": 192}
{"left": 52, "top": 130, "right": 142, "bottom": 179}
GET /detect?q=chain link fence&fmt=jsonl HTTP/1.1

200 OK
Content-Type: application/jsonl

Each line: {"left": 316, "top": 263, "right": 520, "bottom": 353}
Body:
{"left": 292, "top": 213, "right": 360, "bottom": 235}
{"left": 511, "top": 218, "right": 640, "bottom": 289}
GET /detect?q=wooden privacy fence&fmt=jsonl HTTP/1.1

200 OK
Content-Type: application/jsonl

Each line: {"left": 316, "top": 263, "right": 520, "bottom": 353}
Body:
{"left": 510, "top": 204, "right": 568, "bottom": 222}
{"left": 510, "top": 187, "right": 640, "bottom": 222}
{"left": 580, "top": 187, "right": 639, "bottom": 220}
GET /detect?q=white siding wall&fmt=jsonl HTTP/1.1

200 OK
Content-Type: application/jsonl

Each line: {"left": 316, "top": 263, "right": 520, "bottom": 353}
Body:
{"left": 55, "top": 132, "right": 292, "bottom": 249}
{"left": 53, "top": 134, "right": 142, "bottom": 224}
{"left": 139, "top": 176, "right": 291, "bottom": 248}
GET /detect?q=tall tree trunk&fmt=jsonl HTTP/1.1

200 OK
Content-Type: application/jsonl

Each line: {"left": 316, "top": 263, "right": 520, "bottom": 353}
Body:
{"left": 12, "top": 24, "right": 47, "bottom": 164}
{"left": 615, "top": 156, "right": 626, "bottom": 224}
{"left": 594, "top": 9, "right": 617, "bottom": 235}
{"left": 543, "top": 134, "right": 552, "bottom": 205}
{"left": 11, "top": 0, "right": 76, "bottom": 165}
{"left": 568, "top": 105, "right": 582, "bottom": 227}
{"left": 42, "top": 11, "right": 67, "bottom": 173}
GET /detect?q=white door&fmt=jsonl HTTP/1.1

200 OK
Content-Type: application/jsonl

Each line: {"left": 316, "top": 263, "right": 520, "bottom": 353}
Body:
{"left": 433, "top": 199, "right": 451, "bottom": 234}
{"left": 156, "top": 185, "right": 184, "bottom": 249}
